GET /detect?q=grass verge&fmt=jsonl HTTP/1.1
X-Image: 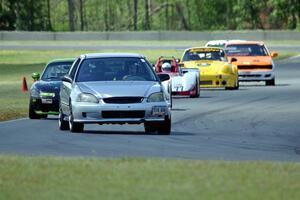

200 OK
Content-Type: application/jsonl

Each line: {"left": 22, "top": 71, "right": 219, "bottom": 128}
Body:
{"left": 0, "top": 155, "right": 299, "bottom": 200}
{"left": 0, "top": 50, "right": 297, "bottom": 121}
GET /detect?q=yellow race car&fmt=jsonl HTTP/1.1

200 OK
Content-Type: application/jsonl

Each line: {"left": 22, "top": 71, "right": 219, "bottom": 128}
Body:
{"left": 180, "top": 47, "right": 239, "bottom": 90}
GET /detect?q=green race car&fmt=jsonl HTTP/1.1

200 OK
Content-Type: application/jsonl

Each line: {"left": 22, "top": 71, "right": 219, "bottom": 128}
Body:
{"left": 29, "top": 58, "right": 75, "bottom": 119}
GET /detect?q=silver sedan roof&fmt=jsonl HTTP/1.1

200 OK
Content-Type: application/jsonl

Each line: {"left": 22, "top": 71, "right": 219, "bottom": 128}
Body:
{"left": 81, "top": 53, "right": 144, "bottom": 59}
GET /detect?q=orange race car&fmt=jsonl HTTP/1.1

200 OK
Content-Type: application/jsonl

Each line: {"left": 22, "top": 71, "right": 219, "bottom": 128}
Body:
{"left": 225, "top": 41, "right": 278, "bottom": 86}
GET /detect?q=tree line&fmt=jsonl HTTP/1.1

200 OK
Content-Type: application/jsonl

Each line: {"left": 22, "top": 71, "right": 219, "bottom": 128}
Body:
{"left": 1, "top": 0, "right": 300, "bottom": 31}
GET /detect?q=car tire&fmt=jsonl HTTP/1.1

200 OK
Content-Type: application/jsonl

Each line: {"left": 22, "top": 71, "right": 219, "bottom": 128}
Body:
{"left": 166, "top": 82, "right": 172, "bottom": 108}
{"left": 29, "top": 100, "right": 41, "bottom": 119}
{"left": 190, "top": 79, "right": 200, "bottom": 98}
{"left": 144, "top": 122, "right": 157, "bottom": 133}
{"left": 69, "top": 114, "right": 84, "bottom": 133}
{"left": 58, "top": 107, "right": 69, "bottom": 130}
{"left": 233, "top": 80, "right": 239, "bottom": 90}
{"left": 226, "top": 80, "right": 239, "bottom": 90}
{"left": 266, "top": 78, "right": 275, "bottom": 86}
{"left": 157, "top": 116, "right": 171, "bottom": 135}
{"left": 68, "top": 104, "right": 84, "bottom": 133}
{"left": 170, "top": 92, "right": 173, "bottom": 109}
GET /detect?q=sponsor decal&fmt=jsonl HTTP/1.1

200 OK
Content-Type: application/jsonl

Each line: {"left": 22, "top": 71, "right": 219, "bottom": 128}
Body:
{"left": 190, "top": 48, "right": 221, "bottom": 53}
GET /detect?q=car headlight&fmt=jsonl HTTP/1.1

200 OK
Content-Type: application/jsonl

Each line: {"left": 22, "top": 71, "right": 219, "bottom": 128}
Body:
{"left": 147, "top": 92, "right": 165, "bottom": 102}
{"left": 222, "top": 65, "right": 232, "bottom": 74}
{"left": 30, "top": 88, "right": 40, "bottom": 98}
{"left": 76, "top": 93, "right": 99, "bottom": 103}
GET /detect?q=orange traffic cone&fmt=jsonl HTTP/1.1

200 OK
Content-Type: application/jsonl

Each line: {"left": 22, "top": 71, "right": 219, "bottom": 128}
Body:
{"left": 21, "top": 76, "right": 28, "bottom": 93}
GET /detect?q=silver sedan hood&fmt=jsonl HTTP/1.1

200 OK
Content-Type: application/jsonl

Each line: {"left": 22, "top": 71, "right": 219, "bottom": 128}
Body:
{"left": 77, "top": 81, "right": 161, "bottom": 98}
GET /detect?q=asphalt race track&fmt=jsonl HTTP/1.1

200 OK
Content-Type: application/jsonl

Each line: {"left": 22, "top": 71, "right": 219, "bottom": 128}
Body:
{"left": 0, "top": 56, "right": 299, "bottom": 161}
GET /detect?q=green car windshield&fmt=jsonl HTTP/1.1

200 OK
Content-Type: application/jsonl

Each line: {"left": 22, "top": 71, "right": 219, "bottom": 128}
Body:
{"left": 182, "top": 48, "right": 227, "bottom": 62}
{"left": 41, "top": 62, "right": 73, "bottom": 81}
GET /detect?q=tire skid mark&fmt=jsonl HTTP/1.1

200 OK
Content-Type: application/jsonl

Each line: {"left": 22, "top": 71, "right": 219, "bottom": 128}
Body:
{"left": 174, "top": 96, "right": 270, "bottom": 126}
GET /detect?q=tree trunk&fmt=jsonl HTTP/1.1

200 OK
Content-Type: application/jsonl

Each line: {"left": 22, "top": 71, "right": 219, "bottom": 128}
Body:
{"left": 104, "top": 0, "right": 109, "bottom": 31}
{"left": 108, "top": 1, "right": 116, "bottom": 31}
{"left": 170, "top": 2, "right": 174, "bottom": 30}
{"left": 126, "top": 0, "right": 132, "bottom": 30}
{"left": 144, "top": 0, "right": 150, "bottom": 30}
{"left": 79, "top": 0, "right": 84, "bottom": 31}
{"left": 46, "top": 0, "right": 52, "bottom": 31}
{"left": 175, "top": 3, "right": 189, "bottom": 30}
{"left": 226, "top": 0, "right": 230, "bottom": 29}
{"left": 165, "top": 0, "right": 169, "bottom": 30}
{"left": 67, "top": 0, "right": 75, "bottom": 31}
{"left": 290, "top": 0, "right": 298, "bottom": 29}
{"left": 29, "top": 0, "right": 34, "bottom": 31}
{"left": 133, "top": 0, "right": 138, "bottom": 30}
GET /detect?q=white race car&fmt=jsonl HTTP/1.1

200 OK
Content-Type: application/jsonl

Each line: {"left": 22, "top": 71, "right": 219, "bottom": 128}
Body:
{"left": 205, "top": 40, "right": 246, "bottom": 49}
{"left": 154, "top": 57, "right": 200, "bottom": 98}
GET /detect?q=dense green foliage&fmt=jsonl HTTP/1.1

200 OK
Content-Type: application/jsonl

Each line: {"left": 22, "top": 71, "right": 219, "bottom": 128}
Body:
{"left": 1, "top": 0, "right": 300, "bottom": 31}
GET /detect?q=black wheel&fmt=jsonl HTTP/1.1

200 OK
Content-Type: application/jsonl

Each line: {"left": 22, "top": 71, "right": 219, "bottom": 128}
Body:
{"left": 226, "top": 80, "right": 239, "bottom": 90}
{"left": 266, "top": 78, "right": 275, "bottom": 86}
{"left": 29, "top": 100, "right": 41, "bottom": 119}
{"left": 68, "top": 104, "right": 84, "bottom": 133}
{"left": 167, "top": 82, "right": 172, "bottom": 108}
{"left": 69, "top": 114, "right": 84, "bottom": 133}
{"left": 169, "top": 93, "right": 173, "bottom": 109}
{"left": 144, "top": 122, "right": 157, "bottom": 133}
{"left": 232, "top": 79, "right": 239, "bottom": 90}
{"left": 58, "top": 107, "right": 69, "bottom": 130}
{"left": 157, "top": 116, "right": 171, "bottom": 135}
{"left": 190, "top": 80, "right": 200, "bottom": 98}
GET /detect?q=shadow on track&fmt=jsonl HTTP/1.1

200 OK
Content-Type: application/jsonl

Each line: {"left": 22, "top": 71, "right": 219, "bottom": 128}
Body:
{"left": 39, "top": 117, "right": 58, "bottom": 121}
{"left": 201, "top": 88, "right": 248, "bottom": 91}
{"left": 172, "top": 108, "right": 189, "bottom": 111}
{"left": 82, "top": 130, "right": 195, "bottom": 136}
{"left": 240, "top": 83, "right": 290, "bottom": 87}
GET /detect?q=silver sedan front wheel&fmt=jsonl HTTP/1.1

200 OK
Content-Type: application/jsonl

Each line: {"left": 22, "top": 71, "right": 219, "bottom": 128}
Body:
{"left": 68, "top": 106, "right": 84, "bottom": 133}
{"left": 58, "top": 111, "right": 69, "bottom": 130}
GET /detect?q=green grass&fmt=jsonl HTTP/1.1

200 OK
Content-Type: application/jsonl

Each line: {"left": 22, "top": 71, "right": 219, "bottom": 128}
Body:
{"left": 1, "top": 40, "right": 202, "bottom": 46}
{"left": 0, "top": 156, "right": 299, "bottom": 200}
{"left": 0, "top": 50, "right": 297, "bottom": 121}
{"left": 274, "top": 52, "right": 298, "bottom": 60}
{"left": 0, "top": 49, "right": 182, "bottom": 64}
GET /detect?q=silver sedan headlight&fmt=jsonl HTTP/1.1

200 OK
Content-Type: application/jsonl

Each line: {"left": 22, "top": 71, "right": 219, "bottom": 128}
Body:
{"left": 147, "top": 92, "right": 165, "bottom": 102}
{"left": 76, "top": 93, "right": 99, "bottom": 103}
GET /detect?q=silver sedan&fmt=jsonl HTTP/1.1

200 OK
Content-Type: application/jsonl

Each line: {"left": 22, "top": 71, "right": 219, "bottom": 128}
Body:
{"left": 59, "top": 53, "right": 171, "bottom": 134}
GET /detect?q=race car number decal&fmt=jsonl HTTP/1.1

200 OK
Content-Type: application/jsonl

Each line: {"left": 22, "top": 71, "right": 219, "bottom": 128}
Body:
{"left": 175, "top": 84, "right": 183, "bottom": 91}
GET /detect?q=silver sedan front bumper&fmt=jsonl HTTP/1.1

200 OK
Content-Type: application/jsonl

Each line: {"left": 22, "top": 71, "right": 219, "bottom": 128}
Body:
{"left": 71, "top": 101, "right": 170, "bottom": 124}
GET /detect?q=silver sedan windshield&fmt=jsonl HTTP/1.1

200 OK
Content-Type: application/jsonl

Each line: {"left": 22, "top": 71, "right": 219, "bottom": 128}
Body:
{"left": 76, "top": 57, "right": 157, "bottom": 82}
